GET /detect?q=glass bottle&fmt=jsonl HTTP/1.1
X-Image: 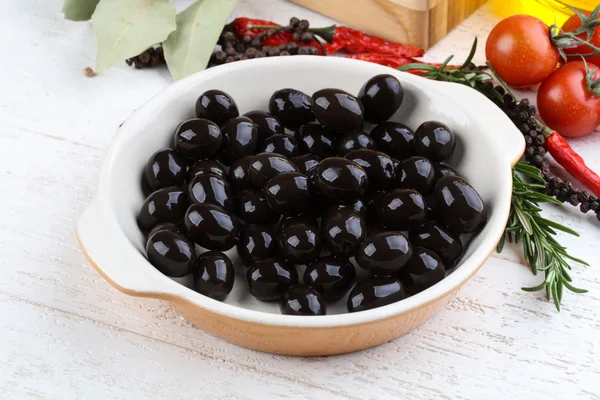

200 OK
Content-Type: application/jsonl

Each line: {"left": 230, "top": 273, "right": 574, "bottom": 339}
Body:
{"left": 491, "top": 0, "right": 596, "bottom": 25}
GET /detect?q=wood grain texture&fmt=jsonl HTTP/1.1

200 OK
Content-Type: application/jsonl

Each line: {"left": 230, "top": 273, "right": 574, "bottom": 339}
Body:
{"left": 1, "top": 0, "right": 599, "bottom": 399}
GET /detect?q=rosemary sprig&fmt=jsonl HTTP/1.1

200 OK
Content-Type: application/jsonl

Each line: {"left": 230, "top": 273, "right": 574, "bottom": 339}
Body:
{"left": 398, "top": 38, "right": 588, "bottom": 310}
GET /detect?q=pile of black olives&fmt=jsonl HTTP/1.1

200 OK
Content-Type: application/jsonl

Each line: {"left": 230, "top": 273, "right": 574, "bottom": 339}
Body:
{"left": 139, "top": 74, "right": 487, "bottom": 316}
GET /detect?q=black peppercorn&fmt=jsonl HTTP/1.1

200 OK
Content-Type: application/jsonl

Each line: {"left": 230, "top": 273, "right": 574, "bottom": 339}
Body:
{"left": 301, "top": 32, "right": 313, "bottom": 44}
{"left": 290, "top": 17, "right": 300, "bottom": 27}
{"left": 243, "top": 34, "right": 252, "bottom": 44}
{"left": 293, "top": 32, "right": 301, "bottom": 42}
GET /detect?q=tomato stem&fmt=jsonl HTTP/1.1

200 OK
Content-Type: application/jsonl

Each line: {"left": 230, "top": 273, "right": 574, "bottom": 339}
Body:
{"left": 550, "top": 5, "right": 600, "bottom": 61}
{"left": 583, "top": 58, "right": 600, "bottom": 96}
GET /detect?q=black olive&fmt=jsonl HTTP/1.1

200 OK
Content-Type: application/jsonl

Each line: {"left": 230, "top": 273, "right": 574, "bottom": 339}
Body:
{"left": 346, "top": 149, "right": 395, "bottom": 187}
{"left": 247, "top": 258, "right": 298, "bottom": 300}
{"left": 347, "top": 276, "right": 407, "bottom": 312}
{"left": 370, "top": 122, "right": 416, "bottom": 160}
{"left": 236, "top": 190, "right": 279, "bottom": 225}
{"left": 364, "top": 190, "right": 386, "bottom": 223}
{"left": 425, "top": 194, "right": 437, "bottom": 219}
{"left": 228, "top": 156, "right": 255, "bottom": 192}
{"left": 195, "top": 89, "right": 239, "bottom": 126}
{"left": 280, "top": 285, "right": 326, "bottom": 315}
{"left": 187, "top": 160, "right": 227, "bottom": 182}
{"left": 146, "top": 230, "right": 196, "bottom": 277}
{"left": 365, "top": 224, "right": 387, "bottom": 240}
{"left": 244, "top": 110, "right": 284, "bottom": 140}
{"left": 322, "top": 208, "right": 366, "bottom": 257}
{"left": 184, "top": 203, "right": 241, "bottom": 251}
{"left": 237, "top": 224, "right": 278, "bottom": 264}
{"left": 410, "top": 221, "right": 463, "bottom": 267}
{"left": 433, "top": 163, "right": 457, "bottom": 182}
{"left": 356, "top": 231, "right": 412, "bottom": 275}
{"left": 312, "top": 88, "right": 364, "bottom": 133}
{"left": 193, "top": 250, "right": 234, "bottom": 301}
{"left": 292, "top": 153, "right": 321, "bottom": 174}
{"left": 143, "top": 149, "right": 186, "bottom": 192}
{"left": 313, "top": 157, "right": 368, "bottom": 201}
{"left": 297, "top": 122, "right": 337, "bottom": 158}
{"left": 220, "top": 116, "right": 259, "bottom": 164}
{"left": 396, "top": 156, "right": 435, "bottom": 194}
{"left": 330, "top": 197, "right": 367, "bottom": 219}
{"left": 264, "top": 172, "right": 312, "bottom": 215}
{"left": 249, "top": 153, "right": 298, "bottom": 188}
{"left": 138, "top": 187, "right": 188, "bottom": 231}
{"left": 337, "top": 131, "right": 377, "bottom": 156}
{"left": 358, "top": 74, "right": 404, "bottom": 124}
{"left": 377, "top": 189, "right": 427, "bottom": 230}
{"left": 277, "top": 216, "right": 322, "bottom": 264}
{"left": 188, "top": 173, "right": 234, "bottom": 212}
{"left": 269, "top": 88, "right": 314, "bottom": 130}
{"left": 148, "top": 222, "right": 184, "bottom": 238}
{"left": 397, "top": 246, "right": 445, "bottom": 295}
{"left": 433, "top": 175, "right": 487, "bottom": 234}
{"left": 304, "top": 257, "right": 356, "bottom": 301}
{"left": 257, "top": 134, "right": 300, "bottom": 158}
{"left": 173, "top": 118, "right": 222, "bottom": 160}
{"left": 414, "top": 121, "right": 456, "bottom": 162}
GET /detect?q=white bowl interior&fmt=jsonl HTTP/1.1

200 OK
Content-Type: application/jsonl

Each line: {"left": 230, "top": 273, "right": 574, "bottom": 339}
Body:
{"left": 98, "top": 57, "right": 512, "bottom": 322}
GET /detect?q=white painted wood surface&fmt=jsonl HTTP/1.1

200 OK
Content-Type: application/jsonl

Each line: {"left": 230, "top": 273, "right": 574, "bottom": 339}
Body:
{"left": 0, "top": 1, "right": 599, "bottom": 399}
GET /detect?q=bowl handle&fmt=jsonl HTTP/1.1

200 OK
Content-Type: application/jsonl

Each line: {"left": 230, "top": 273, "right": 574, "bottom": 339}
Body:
{"left": 437, "top": 81, "right": 526, "bottom": 167}
{"left": 76, "top": 200, "right": 180, "bottom": 298}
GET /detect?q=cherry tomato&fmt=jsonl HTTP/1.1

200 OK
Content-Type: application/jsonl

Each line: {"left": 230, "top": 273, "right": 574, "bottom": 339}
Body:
{"left": 562, "top": 11, "right": 600, "bottom": 67}
{"left": 537, "top": 61, "right": 600, "bottom": 138}
{"left": 486, "top": 15, "right": 559, "bottom": 87}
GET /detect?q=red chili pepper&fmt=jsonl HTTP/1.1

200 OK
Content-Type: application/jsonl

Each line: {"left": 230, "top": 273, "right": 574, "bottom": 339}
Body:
{"left": 324, "top": 26, "right": 424, "bottom": 58}
{"left": 546, "top": 131, "right": 600, "bottom": 197}
{"left": 345, "top": 53, "right": 415, "bottom": 69}
{"left": 232, "top": 17, "right": 278, "bottom": 37}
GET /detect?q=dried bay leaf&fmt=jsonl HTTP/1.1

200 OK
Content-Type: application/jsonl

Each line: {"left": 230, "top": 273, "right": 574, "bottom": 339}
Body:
{"left": 63, "top": 0, "right": 100, "bottom": 21}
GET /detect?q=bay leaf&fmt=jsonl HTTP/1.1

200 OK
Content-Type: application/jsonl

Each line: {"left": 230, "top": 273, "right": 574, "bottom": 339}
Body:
{"left": 163, "top": 0, "right": 237, "bottom": 80}
{"left": 63, "top": 0, "right": 100, "bottom": 21}
{"left": 92, "top": 0, "right": 176, "bottom": 72}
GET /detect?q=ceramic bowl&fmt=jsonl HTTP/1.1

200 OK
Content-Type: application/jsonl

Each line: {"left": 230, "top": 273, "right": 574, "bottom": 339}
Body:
{"left": 77, "top": 56, "right": 524, "bottom": 356}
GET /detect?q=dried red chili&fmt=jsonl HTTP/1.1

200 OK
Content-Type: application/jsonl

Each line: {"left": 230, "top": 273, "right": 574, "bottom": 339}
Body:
{"left": 231, "top": 17, "right": 278, "bottom": 38}
{"left": 324, "top": 26, "right": 424, "bottom": 58}
{"left": 546, "top": 130, "right": 600, "bottom": 197}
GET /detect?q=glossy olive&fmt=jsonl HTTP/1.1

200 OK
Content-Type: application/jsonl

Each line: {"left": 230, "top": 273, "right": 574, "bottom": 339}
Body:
{"left": 148, "top": 222, "right": 183, "bottom": 238}
{"left": 228, "top": 156, "right": 254, "bottom": 192}
{"left": 397, "top": 246, "right": 445, "bottom": 295}
{"left": 433, "top": 175, "right": 487, "bottom": 234}
{"left": 410, "top": 221, "right": 463, "bottom": 267}
{"left": 313, "top": 157, "right": 368, "bottom": 201}
{"left": 193, "top": 251, "right": 234, "bottom": 301}
{"left": 264, "top": 172, "right": 311, "bottom": 215}
{"left": 249, "top": 153, "right": 298, "bottom": 188}
{"left": 280, "top": 285, "right": 326, "bottom": 316}
{"left": 143, "top": 149, "right": 186, "bottom": 192}
{"left": 370, "top": 122, "right": 416, "bottom": 160}
{"left": 397, "top": 156, "right": 435, "bottom": 194}
{"left": 247, "top": 258, "right": 299, "bottom": 301}
{"left": 277, "top": 217, "right": 322, "bottom": 264}
{"left": 298, "top": 122, "right": 337, "bottom": 158}
{"left": 184, "top": 203, "right": 241, "bottom": 251}
{"left": 146, "top": 230, "right": 196, "bottom": 277}
{"left": 174, "top": 118, "right": 222, "bottom": 160}
{"left": 269, "top": 88, "right": 314, "bottom": 130}
{"left": 304, "top": 257, "right": 356, "bottom": 301}
{"left": 358, "top": 74, "right": 404, "bottom": 124}
{"left": 356, "top": 231, "right": 412, "bottom": 276}
{"left": 425, "top": 194, "right": 437, "bottom": 219}
{"left": 331, "top": 197, "right": 367, "bottom": 219}
{"left": 236, "top": 190, "right": 278, "bottom": 225}
{"left": 195, "top": 89, "right": 239, "bottom": 126}
{"left": 414, "top": 121, "right": 456, "bottom": 162}
{"left": 364, "top": 190, "right": 386, "bottom": 223}
{"left": 292, "top": 153, "right": 321, "bottom": 174}
{"left": 377, "top": 189, "right": 427, "bottom": 230}
{"left": 346, "top": 149, "right": 395, "bottom": 187}
{"left": 347, "top": 276, "right": 407, "bottom": 313}
{"left": 433, "top": 163, "right": 457, "bottom": 182}
{"left": 187, "top": 173, "right": 235, "bottom": 212}
{"left": 187, "top": 160, "right": 227, "bottom": 182}
{"left": 322, "top": 208, "right": 366, "bottom": 257}
{"left": 312, "top": 88, "right": 364, "bottom": 133}
{"left": 237, "top": 224, "right": 278, "bottom": 265}
{"left": 220, "top": 116, "right": 259, "bottom": 164}
{"left": 257, "top": 134, "right": 300, "bottom": 158}
{"left": 337, "top": 131, "right": 377, "bottom": 156}
{"left": 244, "top": 110, "right": 284, "bottom": 140}
{"left": 138, "top": 187, "right": 188, "bottom": 231}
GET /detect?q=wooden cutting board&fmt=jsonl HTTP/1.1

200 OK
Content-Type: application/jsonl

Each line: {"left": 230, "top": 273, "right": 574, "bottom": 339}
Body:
{"left": 289, "top": 0, "right": 487, "bottom": 49}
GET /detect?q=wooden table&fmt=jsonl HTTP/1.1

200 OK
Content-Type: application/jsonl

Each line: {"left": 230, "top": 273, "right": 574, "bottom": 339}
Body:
{"left": 1, "top": 1, "right": 598, "bottom": 399}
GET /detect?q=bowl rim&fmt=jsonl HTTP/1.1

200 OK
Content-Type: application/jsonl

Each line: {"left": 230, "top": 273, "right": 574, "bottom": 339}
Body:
{"left": 83, "top": 56, "right": 523, "bottom": 328}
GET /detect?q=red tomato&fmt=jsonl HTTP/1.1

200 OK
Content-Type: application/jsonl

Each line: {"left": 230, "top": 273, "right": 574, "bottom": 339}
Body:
{"left": 562, "top": 11, "right": 600, "bottom": 67}
{"left": 486, "top": 15, "right": 559, "bottom": 87}
{"left": 537, "top": 61, "right": 600, "bottom": 138}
